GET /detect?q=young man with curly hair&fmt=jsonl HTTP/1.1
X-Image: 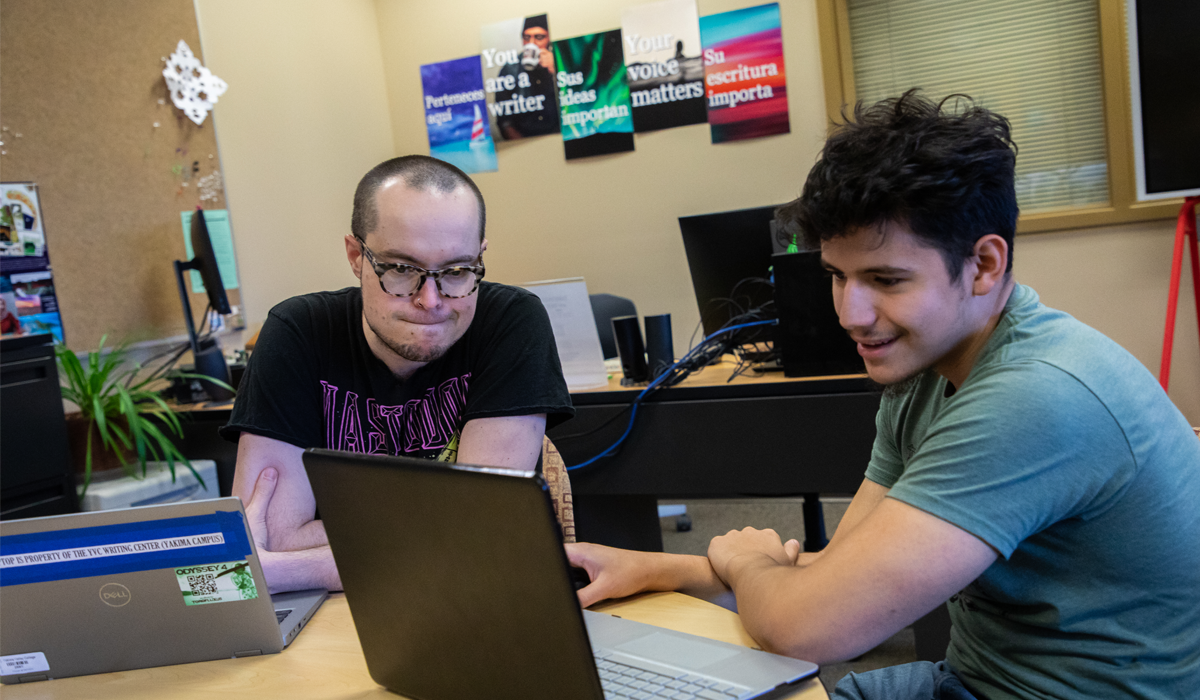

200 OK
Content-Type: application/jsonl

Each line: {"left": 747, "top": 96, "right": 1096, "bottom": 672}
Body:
{"left": 567, "top": 91, "right": 1200, "bottom": 699}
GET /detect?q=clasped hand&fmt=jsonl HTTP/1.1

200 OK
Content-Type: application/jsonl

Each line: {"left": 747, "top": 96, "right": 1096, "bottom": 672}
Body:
{"left": 708, "top": 527, "right": 802, "bottom": 584}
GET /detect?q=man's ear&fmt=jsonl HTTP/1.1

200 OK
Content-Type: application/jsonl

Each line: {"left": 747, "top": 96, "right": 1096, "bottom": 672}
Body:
{"left": 345, "top": 234, "right": 363, "bottom": 278}
{"left": 971, "top": 234, "right": 1009, "bottom": 296}
{"left": 480, "top": 237, "right": 489, "bottom": 255}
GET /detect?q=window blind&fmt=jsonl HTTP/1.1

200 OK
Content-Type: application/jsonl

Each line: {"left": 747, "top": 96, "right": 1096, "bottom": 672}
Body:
{"left": 847, "top": 0, "right": 1108, "bottom": 213}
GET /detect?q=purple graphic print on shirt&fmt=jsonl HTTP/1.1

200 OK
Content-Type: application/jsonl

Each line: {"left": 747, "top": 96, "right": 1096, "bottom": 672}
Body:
{"left": 320, "top": 374, "right": 471, "bottom": 455}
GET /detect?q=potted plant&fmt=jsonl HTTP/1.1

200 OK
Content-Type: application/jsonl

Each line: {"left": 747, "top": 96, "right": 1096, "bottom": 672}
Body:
{"left": 56, "top": 336, "right": 228, "bottom": 497}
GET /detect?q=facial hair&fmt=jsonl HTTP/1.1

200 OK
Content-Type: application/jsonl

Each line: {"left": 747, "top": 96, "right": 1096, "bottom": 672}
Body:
{"left": 364, "top": 312, "right": 454, "bottom": 366}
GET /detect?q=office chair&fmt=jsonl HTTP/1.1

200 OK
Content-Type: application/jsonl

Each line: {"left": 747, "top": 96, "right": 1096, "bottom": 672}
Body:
{"left": 541, "top": 436, "right": 575, "bottom": 543}
{"left": 587, "top": 293, "right": 691, "bottom": 532}
{"left": 588, "top": 293, "right": 637, "bottom": 360}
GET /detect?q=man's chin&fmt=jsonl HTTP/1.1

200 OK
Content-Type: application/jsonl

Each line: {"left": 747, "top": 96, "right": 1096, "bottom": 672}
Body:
{"left": 864, "top": 368, "right": 925, "bottom": 398}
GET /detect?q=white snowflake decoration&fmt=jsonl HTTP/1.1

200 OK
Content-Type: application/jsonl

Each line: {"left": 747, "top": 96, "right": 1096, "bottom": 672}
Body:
{"left": 162, "top": 40, "right": 228, "bottom": 125}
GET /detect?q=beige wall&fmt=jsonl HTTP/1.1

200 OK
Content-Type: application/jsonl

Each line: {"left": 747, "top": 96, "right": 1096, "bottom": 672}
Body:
{"left": 193, "top": 0, "right": 395, "bottom": 326}
{"left": 194, "top": 0, "right": 1199, "bottom": 424}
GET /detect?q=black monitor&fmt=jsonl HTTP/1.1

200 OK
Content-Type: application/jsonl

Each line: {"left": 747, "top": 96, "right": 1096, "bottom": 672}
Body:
{"left": 678, "top": 205, "right": 785, "bottom": 338}
{"left": 173, "top": 208, "right": 233, "bottom": 401}
{"left": 1128, "top": 0, "right": 1200, "bottom": 199}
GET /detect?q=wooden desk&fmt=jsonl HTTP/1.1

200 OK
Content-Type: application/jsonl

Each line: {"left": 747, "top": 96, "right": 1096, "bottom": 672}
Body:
{"left": 1, "top": 592, "right": 827, "bottom": 700}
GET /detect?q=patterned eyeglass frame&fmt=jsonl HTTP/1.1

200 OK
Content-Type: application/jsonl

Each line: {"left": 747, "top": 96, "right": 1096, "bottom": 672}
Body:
{"left": 354, "top": 235, "right": 485, "bottom": 299}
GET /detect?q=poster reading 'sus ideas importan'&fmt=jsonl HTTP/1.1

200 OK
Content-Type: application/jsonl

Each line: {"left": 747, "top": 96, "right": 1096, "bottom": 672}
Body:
{"left": 553, "top": 29, "right": 635, "bottom": 160}
{"left": 419, "top": 56, "right": 497, "bottom": 174}
{"left": 699, "top": 3, "right": 790, "bottom": 144}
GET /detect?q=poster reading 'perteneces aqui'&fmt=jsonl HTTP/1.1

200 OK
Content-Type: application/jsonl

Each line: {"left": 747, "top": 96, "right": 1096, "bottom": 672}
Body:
{"left": 699, "top": 3, "right": 790, "bottom": 144}
{"left": 620, "top": 0, "right": 707, "bottom": 132}
{"left": 554, "top": 29, "right": 635, "bottom": 160}
{"left": 419, "top": 56, "right": 497, "bottom": 174}
{"left": 479, "top": 14, "right": 561, "bottom": 142}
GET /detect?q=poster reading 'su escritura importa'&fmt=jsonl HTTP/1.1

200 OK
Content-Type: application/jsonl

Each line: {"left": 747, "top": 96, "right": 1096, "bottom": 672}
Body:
{"left": 699, "top": 3, "right": 790, "bottom": 144}
{"left": 553, "top": 29, "right": 635, "bottom": 160}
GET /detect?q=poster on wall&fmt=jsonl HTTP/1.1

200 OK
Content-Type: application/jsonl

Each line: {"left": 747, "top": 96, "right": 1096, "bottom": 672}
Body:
{"left": 553, "top": 29, "right": 636, "bottom": 160}
{"left": 479, "top": 14, "right": 560, "bottom": 142}
{"left": 699, "top": 3, "right": 790, "bottom": 144}
{"left": 621, "top": 0, "right": 707, "bottom": 132}
{"left": 1, "top": 183, "right": 65, "bottom": 342}
{"left": 419, "top": 56, "right": 498, "bottom": 174}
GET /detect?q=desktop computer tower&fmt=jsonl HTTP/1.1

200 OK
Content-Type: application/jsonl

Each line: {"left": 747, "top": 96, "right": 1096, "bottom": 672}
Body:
{"left": 1, "top": 334, "right": 79, "bottom": 519}
{"left": 771, "top": 252, "right": 864, "bottom": 378}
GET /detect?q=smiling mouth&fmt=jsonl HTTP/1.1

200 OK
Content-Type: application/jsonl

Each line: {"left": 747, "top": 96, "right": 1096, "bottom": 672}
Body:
{"left": 855, "top": 337, "right": 897, "bottom": 357}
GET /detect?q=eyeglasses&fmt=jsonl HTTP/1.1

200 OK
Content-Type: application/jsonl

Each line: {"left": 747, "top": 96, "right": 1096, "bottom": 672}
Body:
{"left": 356, "top": 236, "right": 485, "bottom": 299}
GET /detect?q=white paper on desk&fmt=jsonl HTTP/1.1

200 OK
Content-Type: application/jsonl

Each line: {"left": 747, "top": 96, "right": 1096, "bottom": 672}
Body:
{"left": 522, "top": 277, "right": 608, "bottom": 391}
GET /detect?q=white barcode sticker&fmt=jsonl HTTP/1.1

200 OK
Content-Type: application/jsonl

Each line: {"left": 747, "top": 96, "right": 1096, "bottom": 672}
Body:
{"left": 0, "top": 652, "right": 49, "bottom": 676}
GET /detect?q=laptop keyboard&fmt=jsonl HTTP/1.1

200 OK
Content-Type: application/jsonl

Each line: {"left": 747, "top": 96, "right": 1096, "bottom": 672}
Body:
{"left": 594, "top": 651, "right": 754, "bottom": 700}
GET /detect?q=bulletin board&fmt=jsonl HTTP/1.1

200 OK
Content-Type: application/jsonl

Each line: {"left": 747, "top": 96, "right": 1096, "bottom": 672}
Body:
{"left": 0, "top": 0, "right": 240, "bottom": 352}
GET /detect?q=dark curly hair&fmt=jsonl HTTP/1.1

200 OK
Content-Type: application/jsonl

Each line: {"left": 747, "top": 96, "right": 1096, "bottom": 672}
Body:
{"left": 777, "top": 90, "right": 1018, "bottom": 280}
{"left": 352, "top": 155, "right": 486, "bottom": 241}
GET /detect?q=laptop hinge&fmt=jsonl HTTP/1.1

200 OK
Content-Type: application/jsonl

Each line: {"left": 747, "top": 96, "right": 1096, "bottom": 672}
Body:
{"left": 18, "top": 674, "right": 49, "bottom": 683}
{"left": 233, "top": 650, "right": 263, "bottom": 658}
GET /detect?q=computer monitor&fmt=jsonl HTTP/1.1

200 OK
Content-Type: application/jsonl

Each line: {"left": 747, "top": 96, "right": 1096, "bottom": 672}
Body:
{"left": 173, "top": 208, "right": 233, "bottom": 401}
{"left": 678, "top": 205, "right": 784, "bottom": 338}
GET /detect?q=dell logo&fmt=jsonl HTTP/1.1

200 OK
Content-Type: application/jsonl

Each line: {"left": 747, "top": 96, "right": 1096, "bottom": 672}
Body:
{"left": 99, "top": 582, "right": 131, "bottom": 607}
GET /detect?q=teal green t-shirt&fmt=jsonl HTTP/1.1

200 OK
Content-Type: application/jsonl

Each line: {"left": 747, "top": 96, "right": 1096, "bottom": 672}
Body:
{"left": 866, "top": 284, "right": 1200, "bottom": 699}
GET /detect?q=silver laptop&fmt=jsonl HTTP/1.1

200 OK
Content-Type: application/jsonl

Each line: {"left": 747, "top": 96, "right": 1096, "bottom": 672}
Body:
{"left": 0, "top": 497, "right": 326, "bottom": 684}
{"left": 304, "top": 449, "right": 818, "bottom": 700}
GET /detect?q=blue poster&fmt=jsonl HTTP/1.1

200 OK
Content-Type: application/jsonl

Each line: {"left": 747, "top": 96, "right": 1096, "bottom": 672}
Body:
{"left": 420, "top": 57, "right": 498, "bottom": 174}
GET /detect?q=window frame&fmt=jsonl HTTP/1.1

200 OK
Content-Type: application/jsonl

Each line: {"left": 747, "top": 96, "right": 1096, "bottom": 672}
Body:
{"left": 814, "top": 0, "right": 1181, "bottom": 234}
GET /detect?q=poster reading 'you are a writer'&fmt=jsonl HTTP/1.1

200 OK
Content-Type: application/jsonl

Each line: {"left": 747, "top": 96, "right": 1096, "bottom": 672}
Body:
{"left": 553, "top": 30, "right": 635, "bottom": 160}
{"left": 479, "top": 14, "right": 561, "bottom": 142}
{"left": 419, "top": 56, "right": 498, "bottom": 174}
{"left": 699, "top": 3, "right": 790, "bottom": 144}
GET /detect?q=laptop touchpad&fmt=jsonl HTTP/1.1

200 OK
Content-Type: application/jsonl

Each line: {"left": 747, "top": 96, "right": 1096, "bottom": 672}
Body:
{"left": 616, "top": 632, "right": 740, "bottom": 668}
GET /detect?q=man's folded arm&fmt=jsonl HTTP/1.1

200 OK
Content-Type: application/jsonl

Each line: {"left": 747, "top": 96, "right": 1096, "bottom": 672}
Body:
{"left": 712, "top": 497, "right": 998, "bottom": 665}
{"left": 232, "top": 432, "right": 342, "bottom": 592}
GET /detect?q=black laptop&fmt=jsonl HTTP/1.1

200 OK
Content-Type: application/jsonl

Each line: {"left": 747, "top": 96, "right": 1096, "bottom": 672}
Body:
{"left": 304, "top": 449, "right": 818, "bottom": 700}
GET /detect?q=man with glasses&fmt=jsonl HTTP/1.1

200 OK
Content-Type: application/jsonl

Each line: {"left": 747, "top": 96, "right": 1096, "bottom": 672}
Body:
{"left": 495, "top": 14, "right": 560, "bottom": 140}
{"left": 222, "top": 155, "right": 574, "bottom": 593}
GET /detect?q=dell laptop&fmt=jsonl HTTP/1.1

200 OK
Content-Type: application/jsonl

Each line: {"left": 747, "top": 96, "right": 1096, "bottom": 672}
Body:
{"left": 304, "top": 449, "right": 818, "bottom": 700}
{"left": 0, "top": 497, "right": 326, "bottom": 684}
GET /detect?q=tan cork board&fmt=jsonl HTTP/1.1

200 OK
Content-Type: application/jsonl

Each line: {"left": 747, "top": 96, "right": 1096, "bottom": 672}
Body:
{"left": 0, "top": 0, "right": 241, "bottom": 352}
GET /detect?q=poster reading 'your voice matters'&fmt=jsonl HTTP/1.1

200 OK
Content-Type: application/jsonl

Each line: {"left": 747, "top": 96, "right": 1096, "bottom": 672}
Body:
{"left": 554, "top": 29, "right": 635, "bottom": 160}
{"left": 621, "top": 0, "right": 707, "bottom": 132}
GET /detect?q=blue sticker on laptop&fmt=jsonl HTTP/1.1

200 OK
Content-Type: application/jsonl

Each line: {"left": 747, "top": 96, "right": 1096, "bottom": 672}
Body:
{"left": 0, "top": 512, "right": 252, "bottom": 587}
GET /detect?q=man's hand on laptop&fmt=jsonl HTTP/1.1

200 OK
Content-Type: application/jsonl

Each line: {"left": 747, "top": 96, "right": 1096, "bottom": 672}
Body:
{"left": 565, "top": 542, "right": 733, "bottom": 608}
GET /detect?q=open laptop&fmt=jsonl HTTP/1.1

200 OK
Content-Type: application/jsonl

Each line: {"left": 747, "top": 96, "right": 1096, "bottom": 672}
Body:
{"left": 0, "top": 497, "right": 326, "bottom": 683}
{"left": 304, "top": 449, "right": 818, "bottom": 700}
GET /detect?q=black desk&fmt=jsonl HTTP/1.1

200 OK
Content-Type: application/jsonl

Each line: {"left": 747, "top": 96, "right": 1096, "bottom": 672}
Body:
{"left": 547, "top": 360, "right": 881, "bottom": 552}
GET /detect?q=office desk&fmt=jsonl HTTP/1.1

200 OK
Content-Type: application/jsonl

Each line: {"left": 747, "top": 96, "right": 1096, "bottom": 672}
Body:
{"left": 548, "top": 359, "right": 880, "bottom": 552}
{"left": 1, "top": 592, "right": 827, "bottom": 700}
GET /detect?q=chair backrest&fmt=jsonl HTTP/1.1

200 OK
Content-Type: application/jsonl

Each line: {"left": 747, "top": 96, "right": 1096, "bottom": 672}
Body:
{"left": 541, "top": 436, "right": 574, "bottom": 543}
{"left": 589, "top": 293, "right": 637, "bottom": 360}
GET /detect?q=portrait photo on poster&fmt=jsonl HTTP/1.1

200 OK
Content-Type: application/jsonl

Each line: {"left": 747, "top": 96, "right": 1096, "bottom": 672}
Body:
{"left": 479, "top": 14, "right": 561, "bottom": 142}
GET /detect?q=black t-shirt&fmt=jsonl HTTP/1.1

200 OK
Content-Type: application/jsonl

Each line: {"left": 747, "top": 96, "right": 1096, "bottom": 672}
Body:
{"left": 220, "top": 282, "right": 574, "bottom": 459}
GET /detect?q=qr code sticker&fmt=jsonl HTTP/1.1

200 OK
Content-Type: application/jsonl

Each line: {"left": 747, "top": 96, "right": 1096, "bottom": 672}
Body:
{"left": 187, "top": 574, "right": 218, "bottom": 595}
{"left": 175, "top": 561, "right": 257, "bottom": 606}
